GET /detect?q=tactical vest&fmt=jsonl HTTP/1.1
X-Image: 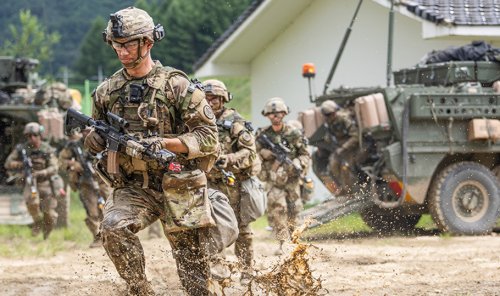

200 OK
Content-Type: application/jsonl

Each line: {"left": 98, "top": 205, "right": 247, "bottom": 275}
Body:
{"left": 18, "top": 142, "right": 52, "bottom": 172}
{"left": 214, "top": 108, "right": 256, "bottom": 179}
{"left": 260, "top": 123, "right": 302, "bottom": 160}
{"left": 99, "top": 64, "right": 206, "bottom": 178}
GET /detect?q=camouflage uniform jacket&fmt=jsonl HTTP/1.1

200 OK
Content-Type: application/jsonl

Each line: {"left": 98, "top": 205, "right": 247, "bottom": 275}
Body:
{"left": 92, "top": 61, "right": 218, "bottom": 181}
{"left": 209, "top": 108, "right": 260, "bottom": 182}
{"left": 255, "top": 122, "right": 310, "bottom": 184}
{"left": 325, "top": 109, "right": 359, "bottom": 153}
{"left": 59, "top": 138, "right": 97, "bottom": 189}
{"left": 5, "top": 141, "right": 59, "bottom": 181}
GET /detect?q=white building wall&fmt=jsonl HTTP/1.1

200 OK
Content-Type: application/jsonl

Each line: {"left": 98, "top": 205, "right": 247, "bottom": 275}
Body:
{"left": 250, "top": 0, "right": 499, "bottom": 128}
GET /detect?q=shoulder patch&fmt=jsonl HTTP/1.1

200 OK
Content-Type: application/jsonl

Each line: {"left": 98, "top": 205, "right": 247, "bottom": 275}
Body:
{"left": 203, "top": 105, "right": 215, "bottom": 120}
{"left": 241, "top": 132, "right": 252, "bottom": 143}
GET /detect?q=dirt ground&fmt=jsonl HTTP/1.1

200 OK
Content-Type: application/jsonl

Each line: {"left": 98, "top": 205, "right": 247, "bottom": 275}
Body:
{"left": 0, "top": 228, "right": 499, "bottom": 296}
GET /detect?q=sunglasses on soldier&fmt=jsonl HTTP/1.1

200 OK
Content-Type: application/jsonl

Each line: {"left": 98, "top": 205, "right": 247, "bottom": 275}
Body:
{"left": 111, "top": 39, "right": 142, "bottom": 51}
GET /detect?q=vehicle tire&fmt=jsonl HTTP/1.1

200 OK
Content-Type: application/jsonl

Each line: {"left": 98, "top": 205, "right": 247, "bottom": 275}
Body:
{"left": 361, "top": 207, "right": 421, "bottom": 234}
{"left": 428, "top": 161, "right": 500, "bottom": 235}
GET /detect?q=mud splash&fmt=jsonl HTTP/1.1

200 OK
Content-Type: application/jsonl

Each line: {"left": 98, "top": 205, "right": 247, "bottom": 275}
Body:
{"left": 243, "top": 221, "right": 325, "bottom": 296}
{"left": 208, "top": 220, "right": 326, "bottom": 296}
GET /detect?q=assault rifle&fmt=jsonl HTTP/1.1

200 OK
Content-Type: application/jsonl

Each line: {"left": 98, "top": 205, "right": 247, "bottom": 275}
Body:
{"left": 256, "top": 134, "right": 302, "bottom": 176}
{"left": 67, "top": 141, "right": 106, "bottom": 209}
{"left": 65, "top": 108, "right": 176, "bottom": 174}
{"left": 18, "top": 145, "right": 38, "bottom": 199}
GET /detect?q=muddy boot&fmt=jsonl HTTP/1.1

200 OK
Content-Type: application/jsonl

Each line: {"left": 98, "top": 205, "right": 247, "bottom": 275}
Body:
{"left": 85, "top": 217, "right": 101, "bottom": 247}
{"left": 274, "top": 240, "right": 284, "bottom": 256}
{"left": 42, "top": 214, "right": 55, "bottom": 240}
{"left": 127, "top": 279, "right": 155, "bottom": 296}
{"left": 89, "top": 238, "right": 102, "bottom": 248}
{"left": 31, "top": 218, "right": 43, "bottom": 237}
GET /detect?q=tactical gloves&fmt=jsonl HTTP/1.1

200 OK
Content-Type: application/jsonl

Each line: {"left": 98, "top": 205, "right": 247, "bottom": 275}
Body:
{"left": 216, "top": 154, "right": 235, "bottom": 169}
{"left": 8, "top": 161, "right": 23, "bottom": 170}
{"left": 85, "top": 129, "right": 106, "bottom": 154}
{"left": 259, "top": 148, "right": 274, "bottom": 160}
{"left": 125, "top": 137, "right": 163, "bottom": 160}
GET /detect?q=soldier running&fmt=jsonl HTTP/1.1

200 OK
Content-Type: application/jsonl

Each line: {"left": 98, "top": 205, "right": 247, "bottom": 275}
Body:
{"left": 203, "top": 79, "right": 261, "bottom": 284}
{"left": 84, "top": 7, "right": 219, "bottom": 295}
{"left": 4, "top": 122, "right": 61, "bottom": 239}
{"left": 255, "top": 97, "right": 310, "bottom": 255}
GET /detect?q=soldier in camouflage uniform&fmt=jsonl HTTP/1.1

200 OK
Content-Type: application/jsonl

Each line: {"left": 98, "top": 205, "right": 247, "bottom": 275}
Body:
{"left": 202, "top": 79, "right": 260, "bottom": 283}
{"left": 58, "top": 129, "right": 111, "bottom": 247}
{"left": 320, "top": 100, "right": 360, "bottom": 195}
{"left": 255, "top": 98, "right": 310, "bottom": 255}
{"left": 83, "top": 7, "right": 219, "bottom": 296}
{"left": 4, "top": 122, "right": 60, "bottom": 239}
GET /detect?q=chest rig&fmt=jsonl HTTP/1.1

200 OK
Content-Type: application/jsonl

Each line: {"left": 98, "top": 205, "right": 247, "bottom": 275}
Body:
{"left": 106, "top": 66, "right": 188, "bottom": 138}
{"left": 264, "top": 125, "right": 300, "bottom": 159}
{"left": 20, "top": 146, "right": 49, "bottom": 171}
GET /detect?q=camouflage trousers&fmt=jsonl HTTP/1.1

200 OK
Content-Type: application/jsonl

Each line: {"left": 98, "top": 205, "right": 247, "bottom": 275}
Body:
{"left": 79, "top": 181, "right": 106, "bottom": 240}
{"left": 266, "top": 181, "right": 303, "bottom": 241}
{"left": 209, "top": 180, "right": 254, "bottom": 273}
{"left": 24, "top": 179, "right": 57, "bottom": 237}
{"left": 328, "top": 152, "right": 357, "bottom": 195}
{"left": 100, "top": 185, "right": 210, "bottom": 296}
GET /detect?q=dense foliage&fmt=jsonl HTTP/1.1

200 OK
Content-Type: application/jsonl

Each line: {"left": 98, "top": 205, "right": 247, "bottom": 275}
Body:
{"left": 0, "top": 0, "right": 252, "bottom": 81}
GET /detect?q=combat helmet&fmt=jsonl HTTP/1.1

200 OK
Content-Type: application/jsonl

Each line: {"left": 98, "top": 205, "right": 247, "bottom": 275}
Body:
{"left": 261, "top": 97, "right": 289, "bottom": 116}
{"left": 102, "top": 7, "right": 165, "bottom": 44}
{"left": 23, "top": 122, "right": 44, "bottom": 136}
{"left": 320, "top": 100, "right": 339, "bottom": 115}
{"left": 203, "top": 79, "right": 232, "bottom": 102}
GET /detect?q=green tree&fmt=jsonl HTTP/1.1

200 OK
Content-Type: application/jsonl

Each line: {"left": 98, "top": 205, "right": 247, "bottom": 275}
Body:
{"left": 0, "top": 9, "right": 60, "bottom": 67}
{"left": 74, "top": 17, "right": 121, "bottom": 80}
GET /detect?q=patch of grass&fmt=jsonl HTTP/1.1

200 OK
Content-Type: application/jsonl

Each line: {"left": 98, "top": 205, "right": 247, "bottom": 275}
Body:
{"left": 0, "top": 191, "right": 93, "bottom": 258}
{"left": 303, "top": 213, "right": 372, "bottom": 238}
{"left": 415, "top": 214, "right": 437, "bottom": 230}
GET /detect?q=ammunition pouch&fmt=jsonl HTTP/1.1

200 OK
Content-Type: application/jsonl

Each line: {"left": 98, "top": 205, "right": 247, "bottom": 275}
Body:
{"left": 162, "top": 169, "right": 215, "bottom": 232}
{"left": 49, "top": 174, "right": 65, "bottom": 198}
{"left": 128, "top": 173, "right": 163, "bottom": 192}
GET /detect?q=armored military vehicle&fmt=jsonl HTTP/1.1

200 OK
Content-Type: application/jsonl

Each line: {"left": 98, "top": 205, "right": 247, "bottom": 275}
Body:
{"left": 299, "top": 2, "right": 500, "bottom": 235}
{"left": 0, "top": 56, "right": 42, "bottom": 224}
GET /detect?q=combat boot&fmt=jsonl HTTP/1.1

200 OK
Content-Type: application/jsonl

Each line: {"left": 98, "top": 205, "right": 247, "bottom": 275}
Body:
{"left": 127, "top": 279, "right": 156, "bottom": 296}
{"left": 274, "top": 240, "right": 285, "bottom": 256}
{"left": 31, "top": 219, "right": 42, "bottom": 237}
{"left": 42, "top": 214, "right": 55, "bottom": 240}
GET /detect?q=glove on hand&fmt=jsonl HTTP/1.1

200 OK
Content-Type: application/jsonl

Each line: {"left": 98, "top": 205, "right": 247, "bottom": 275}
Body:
{"left": 216, "top": 154, "right": 235, "bottom": 169}
{"left": 125, "top": 138, "right": 163, "bottom": 160}
{"left": 9, "top": 161, "right": 23, "bottom": 170}
{"left": 33, "top": 170, "right": 47, "bottom": 178}
{"left": 84, "top": 130, "right": 106, "bottom": 154}
{"left": 259, "top": 148, "right": 274, "bottom": 160}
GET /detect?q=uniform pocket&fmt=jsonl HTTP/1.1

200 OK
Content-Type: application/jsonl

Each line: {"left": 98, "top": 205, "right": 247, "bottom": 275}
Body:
{"left": 162, "top": 169, "right": 215, "bottom": 232}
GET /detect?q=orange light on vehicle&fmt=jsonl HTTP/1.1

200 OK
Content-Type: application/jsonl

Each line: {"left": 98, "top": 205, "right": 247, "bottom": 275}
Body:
{"left": 302, "top": 63, "right": 316, "bottom": 78}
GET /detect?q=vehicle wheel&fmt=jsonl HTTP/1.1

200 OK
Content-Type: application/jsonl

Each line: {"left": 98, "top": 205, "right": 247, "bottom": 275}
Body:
{"left": 428, "top": 161, "right": 500, "bottom": 235}
{"left": 361, "top": 207, "right": 421, "bottom": 234}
